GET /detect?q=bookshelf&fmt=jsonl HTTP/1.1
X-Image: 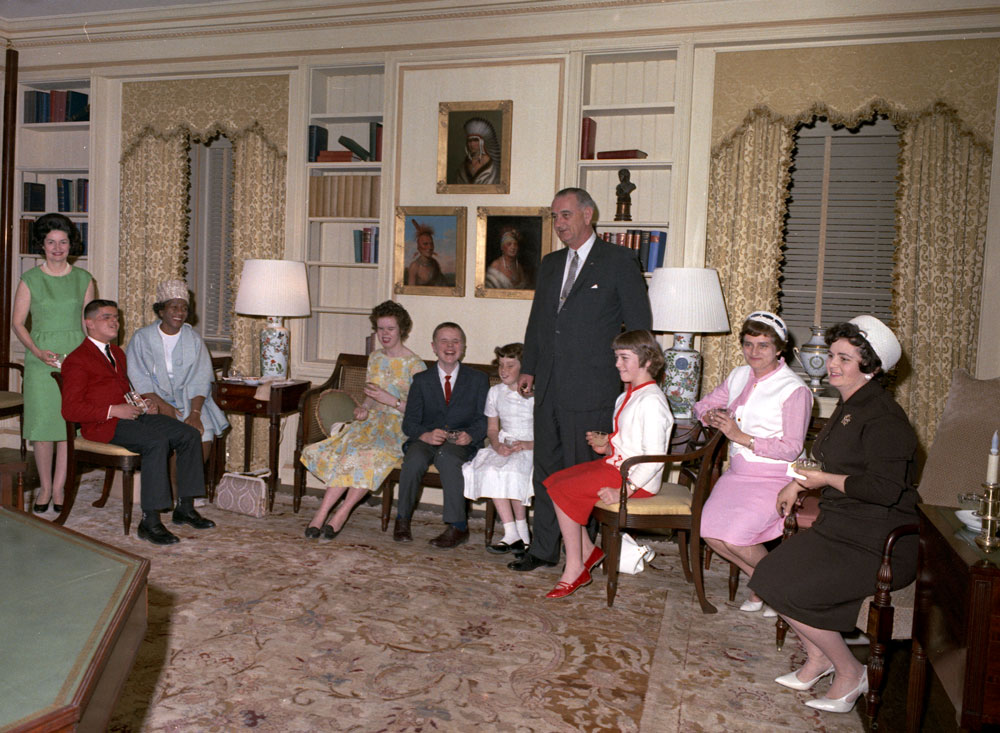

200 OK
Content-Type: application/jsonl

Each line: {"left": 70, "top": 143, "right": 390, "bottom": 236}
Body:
{"left": 14, "top": 79, "right": 91, "bottom": 269}
{"left": 577, "top": 50, "right": 676, "bottom": 273}
{"left": 304, "top": 65, "right": 384, "bottom": 364}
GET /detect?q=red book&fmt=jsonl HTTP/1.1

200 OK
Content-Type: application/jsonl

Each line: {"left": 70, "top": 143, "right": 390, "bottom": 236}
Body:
{"left": 580, "top": 117, "right": 596, "bottom": 160}
{"left": 362, "top": 227, "right": 373, "bottom": 263}
{"left": 615, "top": 232, "right": 626, "bottom": 246}
{"left": 50, "top": 90, "right": 67, "bottom": 122}
{"left": 317, "top": 150, "right": 360, "bottom": 162}
{"left": 596, "top": 149, "right": 648, "bottom": 159}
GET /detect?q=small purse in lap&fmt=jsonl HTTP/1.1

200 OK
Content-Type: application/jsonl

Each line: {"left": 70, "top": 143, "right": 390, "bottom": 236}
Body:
{"left": 215, "top": 471, "right": 268, "bottom": 518}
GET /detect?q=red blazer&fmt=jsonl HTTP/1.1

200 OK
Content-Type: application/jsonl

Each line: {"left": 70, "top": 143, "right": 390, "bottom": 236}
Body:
{"left": 61, "top": 339, "right": 131, "bottom": 443}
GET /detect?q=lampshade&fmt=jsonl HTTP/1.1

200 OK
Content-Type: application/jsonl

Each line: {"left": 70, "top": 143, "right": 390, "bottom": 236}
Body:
{"left": 234, "top": 259, "right": 311, "bottom": 317}
{"left": 648, "top": 267, "right": 730, "bottom": 334}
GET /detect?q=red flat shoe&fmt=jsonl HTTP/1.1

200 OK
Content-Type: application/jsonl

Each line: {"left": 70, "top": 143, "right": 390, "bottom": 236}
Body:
{"left": 545, "top": 569, "right": 592, "bottom": 599}
{"left": 584, "top": 547, "right": 605, "bottom": 571}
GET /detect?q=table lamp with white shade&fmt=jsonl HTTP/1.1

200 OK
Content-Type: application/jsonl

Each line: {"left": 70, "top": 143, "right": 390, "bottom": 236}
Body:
{"left": 648, "top": 267, "right": 730, "bottom": 419}
{"left": 234, "top": 259, "right": 311, "bottom": 378}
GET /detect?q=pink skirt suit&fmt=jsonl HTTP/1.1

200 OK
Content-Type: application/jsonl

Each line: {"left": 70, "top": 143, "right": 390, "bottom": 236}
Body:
{"left": 695, "top": 361, "right": 812, "bottom": 546}
{"left": 546, "top": 381, "right": 673, "bottom": 523}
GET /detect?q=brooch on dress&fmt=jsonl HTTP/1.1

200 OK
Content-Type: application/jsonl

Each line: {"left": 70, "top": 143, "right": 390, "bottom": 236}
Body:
{"left": 841, "top": 414, "right": 852, "bottom": 426}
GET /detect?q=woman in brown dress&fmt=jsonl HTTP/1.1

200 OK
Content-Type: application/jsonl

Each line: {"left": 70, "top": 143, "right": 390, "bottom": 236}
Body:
{"left": 749, "top": 315, "right": 918, "bottom": 714}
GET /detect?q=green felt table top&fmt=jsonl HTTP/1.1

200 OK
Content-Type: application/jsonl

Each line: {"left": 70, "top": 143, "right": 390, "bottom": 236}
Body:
{"left": 0, "top": 508, "right": 148, "bottom": 729}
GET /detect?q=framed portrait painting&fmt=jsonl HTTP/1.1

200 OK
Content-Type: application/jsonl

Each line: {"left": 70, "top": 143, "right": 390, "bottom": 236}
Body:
{"left": 474, "top": 206, "right": 553, "bottom": 299}
{"left": 393, "top": 206, "right": 467, "bottom": 297}
{"left": 436, "top": 100, "right": 512, "bottom": 194}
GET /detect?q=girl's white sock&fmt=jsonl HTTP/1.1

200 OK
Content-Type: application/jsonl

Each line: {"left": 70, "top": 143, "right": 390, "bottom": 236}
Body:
{"left": 500, "top": 521, "right": 520, "bottom": 545}
{"left": 515, "top": 518, "right": 530, "bottom": 544}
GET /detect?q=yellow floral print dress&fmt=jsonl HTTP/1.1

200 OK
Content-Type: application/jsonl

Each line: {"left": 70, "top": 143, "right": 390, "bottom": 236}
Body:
{"left": 300, "top": 350, "right": 426, "bottom": 489}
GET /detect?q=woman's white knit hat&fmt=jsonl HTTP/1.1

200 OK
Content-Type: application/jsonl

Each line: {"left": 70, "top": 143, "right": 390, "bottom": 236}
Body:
{"left": 849, "top": 315, "right": 900, "bottom": 371}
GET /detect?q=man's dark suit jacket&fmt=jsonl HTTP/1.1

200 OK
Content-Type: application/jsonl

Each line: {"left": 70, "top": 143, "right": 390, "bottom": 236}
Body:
{"left": 521, "top": 238, "right": 652, "bottom": 412}
{"left": 402, "top": 364, "right": 489, "bottom": 452}
{"left": 61, "top": 339, "right": 131, "bottom": 443}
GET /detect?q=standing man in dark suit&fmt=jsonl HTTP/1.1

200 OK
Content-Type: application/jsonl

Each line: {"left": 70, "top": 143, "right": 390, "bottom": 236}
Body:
{"left": 395, "top": 322, "right": 489, "bottom": 548}
{"left": 510, "top": 187, "right": 652, "bottom": 571}
{"left": 61, "top": 299, "right": 215, "bottom": 546}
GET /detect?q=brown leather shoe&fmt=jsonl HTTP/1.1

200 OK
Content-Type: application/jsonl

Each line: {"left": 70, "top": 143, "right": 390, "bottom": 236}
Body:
{"left": 393, "top": 517, "right": 412, "bottom": 542}
{"left": 429, "top": 525, "right": 469, "bottom": 549}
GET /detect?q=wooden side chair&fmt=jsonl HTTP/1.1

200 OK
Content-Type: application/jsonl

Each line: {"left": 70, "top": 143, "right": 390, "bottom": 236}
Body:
{"left": 0, "top": 361, "right": 26, "bottom": 459}
{"left": 592, "top": 426, "right": 728, "bottom": 610}
{"left": 51, "top": 373, "right": 142, "bottom": 534}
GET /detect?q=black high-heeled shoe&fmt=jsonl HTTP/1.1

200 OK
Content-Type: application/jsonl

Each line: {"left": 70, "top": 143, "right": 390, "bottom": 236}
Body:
{"left": 33, "top": 500, "right": 50, "bottom": 513}
{"left": 53, "top": 504, "right": 63, "bottom": 513}
{"left": 304, "top": 525, "right": 321, "bottom": 539}
{"left": 322, "top": 523, "right": 341, "bottom": 540}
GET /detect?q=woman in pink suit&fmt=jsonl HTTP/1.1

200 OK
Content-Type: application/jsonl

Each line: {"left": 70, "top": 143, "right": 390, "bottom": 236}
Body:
{"left": 695, "top": 311, "right": 812, "bottom": 615}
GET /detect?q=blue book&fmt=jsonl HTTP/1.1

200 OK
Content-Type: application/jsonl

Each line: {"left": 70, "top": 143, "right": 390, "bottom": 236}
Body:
{"left": 66, "top": 91, "right": 89, "bottom": 122}
{"left": 307, "top": 124, "right": 328, "bottom": 162}
{"left": 373, "top": 226, "right": 379, "bottom": 263}
{"left": 655, "top": 230, "right": 667, "bottom": 268}
{"left": 647, "top": 231, "right": 661, "bottom": 272}
{"left": 353, "top": 229, "right": 363, "bottom": 263}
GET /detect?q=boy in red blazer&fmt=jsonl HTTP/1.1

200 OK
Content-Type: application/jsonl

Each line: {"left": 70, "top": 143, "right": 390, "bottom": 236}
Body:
{"left": 61, "top": 299, "right": 216, "bottom": 545}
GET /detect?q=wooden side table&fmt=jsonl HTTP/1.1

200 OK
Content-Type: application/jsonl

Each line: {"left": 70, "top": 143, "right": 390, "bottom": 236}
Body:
{"left": 906, "top": 503, "right": 1000, "bottom": 731}
{"left": 212, "top": 379, "right": 310, "bottom": 511}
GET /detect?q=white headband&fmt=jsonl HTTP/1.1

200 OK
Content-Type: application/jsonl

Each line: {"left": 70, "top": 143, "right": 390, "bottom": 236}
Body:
{"left": 746, "top": 311, "right": 787, "bottom": 342}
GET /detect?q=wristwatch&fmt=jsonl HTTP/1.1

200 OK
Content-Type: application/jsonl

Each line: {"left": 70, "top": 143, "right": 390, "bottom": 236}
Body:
{"left": 395, "top": 398, "right": 401, "bottom": 409}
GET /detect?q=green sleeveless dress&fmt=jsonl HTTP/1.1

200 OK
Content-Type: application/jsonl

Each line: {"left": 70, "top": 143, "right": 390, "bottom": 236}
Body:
{"left": 21, "top": 266, "right": 92, "bottom": 441}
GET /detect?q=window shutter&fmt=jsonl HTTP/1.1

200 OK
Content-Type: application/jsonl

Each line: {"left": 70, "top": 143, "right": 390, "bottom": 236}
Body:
{"left": 780, "top": 119, "right": 899, "bottom": 349}
{"left": 187, "top": 138, "right": 234, "bottom": 350}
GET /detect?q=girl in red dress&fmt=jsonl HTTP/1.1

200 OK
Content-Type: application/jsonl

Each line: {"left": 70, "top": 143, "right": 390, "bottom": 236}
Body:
{"left": 544, "top": 330, "right": 673, "bottom": 598}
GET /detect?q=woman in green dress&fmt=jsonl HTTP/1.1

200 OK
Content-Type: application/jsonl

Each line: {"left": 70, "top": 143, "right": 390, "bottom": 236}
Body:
{"left": 12, "top": 213, "right": 94, "bottom": 514}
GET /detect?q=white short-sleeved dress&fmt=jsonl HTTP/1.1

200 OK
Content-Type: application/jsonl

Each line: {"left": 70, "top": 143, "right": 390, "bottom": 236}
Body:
{"left": 462, "top": 383, "right": 534, "bottom": 504}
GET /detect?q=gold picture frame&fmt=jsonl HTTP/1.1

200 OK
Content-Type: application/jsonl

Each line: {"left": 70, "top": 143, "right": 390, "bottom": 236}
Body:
{"left": 474, "top": 206, "right": 553, "bottom": 299}
{"left": 436, "top": 100, "right": 512, "bottom": 194}
{"left": 393, "top": 206, "right": 467, "bottom": 297}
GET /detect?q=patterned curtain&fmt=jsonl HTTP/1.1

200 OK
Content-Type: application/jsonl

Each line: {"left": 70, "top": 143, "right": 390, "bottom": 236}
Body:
{"left": 119, "top": 76, "right": 288, "bottom": 470}
{"left": 701, "top": 108, "right": 794, "bottom": 393}
{"left": 119, "top": 129, "right": 189, "bottom": 341}
{"left": 226, "top": 126, "right": 287, "bottom": 470}
{"left": 893, "top": 104, "right": 991, "bottom": 447}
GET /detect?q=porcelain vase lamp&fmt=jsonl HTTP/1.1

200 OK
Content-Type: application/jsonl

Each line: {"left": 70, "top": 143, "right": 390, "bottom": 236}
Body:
{"left": 647, "top": 268, "right": 730, "bottom": 420}
{"left": 234, "top": 259, "right": 311, "bottom": 378}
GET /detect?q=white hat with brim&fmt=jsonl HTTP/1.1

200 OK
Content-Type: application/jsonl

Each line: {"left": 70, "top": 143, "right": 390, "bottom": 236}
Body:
{"left": 848, "top": 315, "right": 901, "bottom": 372}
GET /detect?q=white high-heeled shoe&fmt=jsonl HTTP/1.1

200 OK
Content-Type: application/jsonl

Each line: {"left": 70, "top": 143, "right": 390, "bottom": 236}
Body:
{"left": 805, "top": 670, "right": 869, "bottom": 713}
{"left": 774, "top": 665, "right": 835, "bottom": 691}
{"left": 739, "top": 598, "right": 764, "bottom": 612}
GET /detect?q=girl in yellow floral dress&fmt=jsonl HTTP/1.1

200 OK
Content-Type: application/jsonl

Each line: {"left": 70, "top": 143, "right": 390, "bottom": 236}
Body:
{"left": 301, "top": 302, "right": 425, "bottom": 539}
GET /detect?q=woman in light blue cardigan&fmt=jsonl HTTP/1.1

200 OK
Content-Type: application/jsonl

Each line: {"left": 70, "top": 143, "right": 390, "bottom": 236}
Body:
{"left": 126, "top": 279, "right": 228, "bottom": 463}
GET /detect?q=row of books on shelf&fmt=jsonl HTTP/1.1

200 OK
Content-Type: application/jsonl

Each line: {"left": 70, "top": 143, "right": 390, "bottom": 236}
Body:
{"left": 19, "top": 217, "right": 88, "bottom": 254}
{"left": 352, "top": 227, "right": 379, "bottom": 264}
{"left": 308, "top": 123, "right": 383, "bottom": 163}
{"left": 23, "top": 90, "right": 90, "bottom": 123}
{"left": 600, "top": 228, "right": 666, "bottom": 272}
{"left": 22, "top": 180, "right": 89, "bottom": 213}
{"left": 308, "top": 174, "right": 380, "bottom": 219}
{"left": 580, "top": 117, "right": 648, "bottom": 160}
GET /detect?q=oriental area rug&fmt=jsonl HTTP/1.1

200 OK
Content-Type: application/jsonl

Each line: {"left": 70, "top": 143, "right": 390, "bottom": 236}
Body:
{"left": 54, "top": 474, "right": 873, "bottom": 732}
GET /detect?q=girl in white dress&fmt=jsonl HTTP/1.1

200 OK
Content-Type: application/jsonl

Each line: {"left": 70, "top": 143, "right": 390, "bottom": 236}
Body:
{"left": 463, "top": 343, "right": 534, "bottom": 555}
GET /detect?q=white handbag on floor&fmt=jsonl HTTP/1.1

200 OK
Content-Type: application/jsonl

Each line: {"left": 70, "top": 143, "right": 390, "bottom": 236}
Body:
{"left": 618, "top": 533, "right": 655, "bottom": 574}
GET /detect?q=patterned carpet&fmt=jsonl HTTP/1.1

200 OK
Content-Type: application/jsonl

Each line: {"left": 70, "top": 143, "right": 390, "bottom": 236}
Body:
{"left": 53, "top": 474, "right": 870, "bottom": 732}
